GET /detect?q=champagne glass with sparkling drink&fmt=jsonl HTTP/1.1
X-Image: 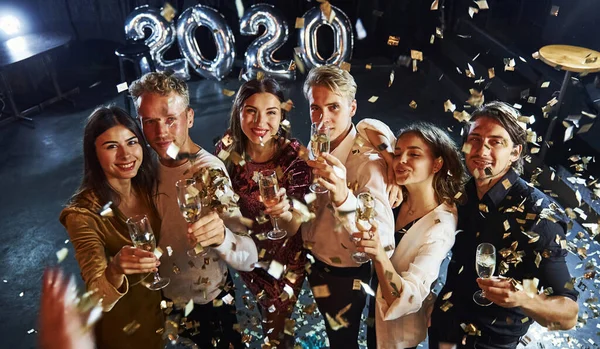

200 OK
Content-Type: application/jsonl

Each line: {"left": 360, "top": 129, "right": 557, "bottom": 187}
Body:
{"left": 309, "top": 122, "right": 330, "bottom": 194}
{"left": 259, "top": 169, "right": 287, "bottom": 240}
{"left": 126, "top": 214, "right": 170, "bottom": 291}
{"left": 351, "top": 192, "right": 375, "bottom": 264}
{"left": 175, "top": 178, "right": 208, "bottom": 257}
{"left": 473, "top": 242, "right": 496, "bottom": 306}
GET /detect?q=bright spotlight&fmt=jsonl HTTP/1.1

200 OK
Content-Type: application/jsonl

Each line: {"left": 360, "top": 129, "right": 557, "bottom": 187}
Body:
{"left": 0, "top": 15, "right": 21, "bottom": 35}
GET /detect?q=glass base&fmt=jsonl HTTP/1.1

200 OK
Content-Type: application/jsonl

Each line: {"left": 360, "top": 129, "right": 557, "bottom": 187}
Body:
{"left": 147, "top": 276, "right": 170, "bottom": 291}
{"left": 351, "top": 252, "right": 370, "bottom": 264}
{"left": 267, "top": 228, "right": 287, "bottom": 240}
{"left": 309, "top": 183, "right": 329, "bottom": 194}
{"left": 473, "top": 290, "right": 493, "bottom": 306}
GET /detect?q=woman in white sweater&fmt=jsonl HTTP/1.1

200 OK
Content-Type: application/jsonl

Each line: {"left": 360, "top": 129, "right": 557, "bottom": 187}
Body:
{"left": 354, "top": 120, "right": 466, "bottom": 349}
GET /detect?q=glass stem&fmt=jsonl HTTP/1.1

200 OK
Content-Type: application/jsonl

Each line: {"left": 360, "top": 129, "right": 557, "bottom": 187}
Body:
{"left": 153, "top": 271, "right": 161, "bottom": 282}
{"left": 271, "top": 216, "right": 280, "bottom": 231}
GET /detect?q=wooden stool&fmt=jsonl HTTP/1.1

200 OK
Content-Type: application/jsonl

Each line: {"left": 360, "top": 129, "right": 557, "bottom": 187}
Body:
{"left": 537, "top": 45, "right": 600, "bottom": 162}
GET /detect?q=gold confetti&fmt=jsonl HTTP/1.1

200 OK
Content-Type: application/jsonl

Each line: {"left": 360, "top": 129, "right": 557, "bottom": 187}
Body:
{"left": 368, "top": 96, "right": 379, "bottom": 103}
{"left": 123, "top": 320, "right": 141, "bottom": 335}
{"left": 340, "top": 61, "right": 351, "bottom": 72}
{"left": 411, "top": 50, "right": 423, "bottom": 61}
{"left": 352, "top": 279, "right": 362, "bottom": 290}
{"left": 430, "top": 0, "right": 439, "bottom": 10}
{"left": 442, "top": 291, "right": 453, "bottom": 300}
{"left": 440, "top": 301, "right": 453, "bottom": 312}
{"left": 98, "top": 201, "right": 114, "bottom": 217}
{"left": 388, "top": 70, "right": 395, "bottom": 87}
{"left": 365, "top": 63, "right": 372, "bottom": 70}
{"left": 444, "top": 99, "right": 456, "bottom": 112}
{"left": 294, "top": 17, "right": 304, "bottom": 28}
{"left": 312, "top": 285, "right": 331, "bottom": 298}
{"left": 502, "top": 179, "right": 512, "bottom": 190}
{"left": 387, "top": 36, "right": 400, "bottom": 46}
{"left": 461, "top": 143, "right": 472, "bottom": 154}
{"left": 222, "top": 89, "right": 236, "bottom": 97}
{"left": 408, "top": 100, "right": 418, "bottom": 109}
{"left": 479, "top": 203, "right": 489, "bottom": 213}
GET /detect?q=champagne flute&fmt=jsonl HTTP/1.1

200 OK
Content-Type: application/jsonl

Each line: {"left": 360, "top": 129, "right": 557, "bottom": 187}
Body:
{"left": 259, "top": 169, "right": 288, "bottom": 240}
{"left": 126, "top": 214, "right": 170, "bottom": 291}
{"left": 175, "top": 178, "right": 208, "bottom": 257}
{"left": 473, "top": 242, "right": 496, "bottom": 306}
{"left": 351, "top": 192, "right": 375, "bottom": 264}
{"left": 309, "top": 122, "right": 330, "bottom": 194}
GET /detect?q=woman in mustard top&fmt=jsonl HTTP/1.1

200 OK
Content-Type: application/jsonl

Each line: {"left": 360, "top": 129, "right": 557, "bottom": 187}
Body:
{"left": 60, "top": 106, "right": 164, "bottom": 349}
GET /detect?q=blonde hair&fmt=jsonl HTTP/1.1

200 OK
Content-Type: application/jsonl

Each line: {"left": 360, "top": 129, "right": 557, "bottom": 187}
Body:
{"left": 129, "top": 72, "right": 190, "bottom": 109}
{"left": 303, "top": 65, "right": 357, "bottom": 103}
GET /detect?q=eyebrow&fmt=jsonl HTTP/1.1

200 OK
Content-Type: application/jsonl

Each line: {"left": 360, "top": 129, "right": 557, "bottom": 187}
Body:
{"left": 244, "top": 105, "right": 279, "bottom": 110}
{"left": 468, "top": 132, "right": 506, "bottom": 139}
{"left": 101, "top": 136, "right": 137, "bottom": 146}
{"left": 394, "top": 146, "right": 423, "bottom": 151}
{"left": 310, "top": 102, "right": 339, "bottom": 108}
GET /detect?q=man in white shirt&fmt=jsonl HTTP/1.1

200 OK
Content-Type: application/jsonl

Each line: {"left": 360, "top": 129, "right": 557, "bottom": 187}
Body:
{"left": 303, "top": 65, "right": 395, "bottom": 348}
{"left": 130, "top": 72, "right": 258, "bottom": 348}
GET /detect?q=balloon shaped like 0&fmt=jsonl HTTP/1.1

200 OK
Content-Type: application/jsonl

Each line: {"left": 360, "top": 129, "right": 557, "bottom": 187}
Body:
{"left": 124, "top": 5, "right": 190, "bottom": 80}
{"left": 239, "top": 3, "right": 295, "bottom": 81}
{"left": 297, "top": 5, "right": 354, "bottom": 71}
{"left": 176, "top": 5, "right": 236, "bottom": 81}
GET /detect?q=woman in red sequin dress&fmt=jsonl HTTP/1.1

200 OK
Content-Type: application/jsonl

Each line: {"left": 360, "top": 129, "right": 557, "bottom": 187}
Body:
{"left": 215, "top": 78, "right": 311, "bottom": 348}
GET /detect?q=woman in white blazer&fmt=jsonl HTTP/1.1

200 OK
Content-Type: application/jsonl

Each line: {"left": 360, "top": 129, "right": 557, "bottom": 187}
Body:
{"left": 354, "top": 120, "right": 466, "bottom": 349}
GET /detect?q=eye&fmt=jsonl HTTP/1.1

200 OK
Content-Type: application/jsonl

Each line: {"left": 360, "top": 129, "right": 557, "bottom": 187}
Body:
{"left": 330, "top": 104, "right": 339, "bottom": 111}
{"left": 409, "top": 153, "right": 420, "bottom": 157}
{"left": 310, "top": 106, "right": 319, "bottom": 112}
{"left": 267, "top": 110, "right": 278, "bottom": 115}
{"left": 143, "top": 119, "right": 155, "bottom": 125}
{"left": 106, "top": 144, "right": 117, "bottom": 150}
{"left": 128, "top": 139, "right": 139, "bottom": 146}
{"left": 467, "top": 136, "right": 481, "bottom": 143}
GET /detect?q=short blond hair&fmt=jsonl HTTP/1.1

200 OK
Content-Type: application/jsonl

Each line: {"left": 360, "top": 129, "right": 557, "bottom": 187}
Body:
{"left": 129, "top": 72, "right": 190, "bottom": 109}
{"left": 303, "top": 65, "right": 357, "bottom": 103}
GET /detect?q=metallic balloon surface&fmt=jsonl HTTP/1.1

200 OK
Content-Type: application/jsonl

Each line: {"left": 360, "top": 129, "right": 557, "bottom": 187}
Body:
{"left": 176, "top": 4, "right": 236, "bottom": 81}
{"left": 297, "top": 5, "right": 354, "bottom": 70}
{"left": 124, "top": 5, "right": 190, "bottom": 80}
{"left": 239, "top": 3, "right": 295, "bottom": 81}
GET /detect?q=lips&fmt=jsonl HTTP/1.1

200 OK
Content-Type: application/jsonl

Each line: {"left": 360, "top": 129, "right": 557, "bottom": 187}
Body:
{"left": 154, "top": 140, "right": 171, "bottom": 149}
{"left": 116, "top": 161, "right": 136, "bottom": 171}
{"left": 251, "top": 128, "right": 269, "bottom": 138}
{"left": 472, "top": 159, "right": 493, "bottom": 168}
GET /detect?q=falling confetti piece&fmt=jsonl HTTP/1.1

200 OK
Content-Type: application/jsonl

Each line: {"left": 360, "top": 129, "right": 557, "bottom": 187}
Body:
{"left": 409, "top": 100, "right": 417, "bottom": 109}
{"left": 56, "top": 247, "right": 68, "bottom": 263}
{"left": 123, "top": 320, "right": 141, "bottom": 335}
{"left": 444, "top": 99, "right": 456, "bottom": 112}
{"left": 387, "top": 36, "right": 400, "bottom": 46}
{"left": 295, "top": 17, "right": 305, "bottom": 29}
{"left": 184, "top": 299, "right": 194, "bottom": 316}
{"left": 430, "top": 0, "right": 439, "bottom": 10}
{"left": 550, "top": 5, "right": 559, "bottom": 16}
{"left": 222, "top": 89, "right": 236, "bottom": 97}
{"left": 166, "top": 143, "right": 180, "bottom": 160}
{"left": 541, "top": 81, "right": 550, "bottom": 88}
{"left": 468, "top": 7, "right": 479, "bottom": 18}
{"left": 411, "top": 50, "right": 423, "bottom": 61}
{"left": 475, "top": 0, "right": 489, "bottom": 9}
{"left": 355, "top": 18, "right": 367, "bottom": 40}
{"left": 368, "top": 96, "right": 379, "bottom": 103}
{"left": 116, "top": 82, "right": 128, "bottom": 93}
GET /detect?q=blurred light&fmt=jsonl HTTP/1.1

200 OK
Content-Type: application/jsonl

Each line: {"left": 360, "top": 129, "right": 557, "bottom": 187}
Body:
{"left": 0, "top": 15, "right": 21, "bottom": 35}
{"left": 6, "top": 36, "right": 27, "bottom": 52}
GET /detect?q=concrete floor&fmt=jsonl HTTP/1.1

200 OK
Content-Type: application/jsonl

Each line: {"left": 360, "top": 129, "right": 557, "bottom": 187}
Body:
{"left": 0, "top": 58, "right": 597, "bottom": 348}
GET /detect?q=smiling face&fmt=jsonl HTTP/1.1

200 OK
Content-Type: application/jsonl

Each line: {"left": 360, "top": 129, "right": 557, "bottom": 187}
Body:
{"left": 239, "top": 92, "right": 282, "bottom": 147}
{"left": 137, "top": 92, "right": 194, "bottom": 164}
{"left": 464, "top": 116, "right": 522, "bottom": 183}
{"left": 95, "top": 124, "right": 143, "bottom": 182}
{"left": 392, "top": 133, "right": 441, "bottom": 187}
{"left": 307, "top": 85, "right": 356, "bottom": 149}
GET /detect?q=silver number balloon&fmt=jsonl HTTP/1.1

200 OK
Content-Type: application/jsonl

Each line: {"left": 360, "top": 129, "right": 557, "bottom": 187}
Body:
{"left": 239, "top": 3, "right": 295, "bottom": 81}
{"left": 176, "top": 5, "right": 236, "bottom": 81}
{"left": 297, "top": 5, "right": 354, "bottom": 70}
{"left": 124, "top": 5, "right": 190, "bottom": 80}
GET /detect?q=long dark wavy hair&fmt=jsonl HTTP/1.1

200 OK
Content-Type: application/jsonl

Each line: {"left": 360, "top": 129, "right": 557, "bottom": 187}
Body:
{"left": 225, "top": 78, "right": 289, "bottom": 173}
{"left": 69, "top": 106, "right": 159, "bottom": 212}
{"left": 396, "top": 122, "right": 467, "bottom": 205}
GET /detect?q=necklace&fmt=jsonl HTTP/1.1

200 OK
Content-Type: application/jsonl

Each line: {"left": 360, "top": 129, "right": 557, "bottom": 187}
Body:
{"left": 406, "top": 199, "right": 438, "bottom": 216}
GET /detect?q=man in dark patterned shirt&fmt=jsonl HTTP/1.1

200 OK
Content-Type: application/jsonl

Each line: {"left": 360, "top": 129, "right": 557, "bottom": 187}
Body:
{"left": 429, "top": 101, "right": 579, "bottom": 348}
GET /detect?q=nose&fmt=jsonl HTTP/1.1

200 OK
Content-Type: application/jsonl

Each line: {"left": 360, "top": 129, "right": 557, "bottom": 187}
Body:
{"left": 398, "top": 152, "right": 409, "bottom": 164}
{"left": 473, "top": 141, "right": 489, "bottom": 156}
{"left": 116, "top": 145, "right": 130, "bottom": 159}
{"left": 156, "top": 120, "right": 169, "bottom": 137}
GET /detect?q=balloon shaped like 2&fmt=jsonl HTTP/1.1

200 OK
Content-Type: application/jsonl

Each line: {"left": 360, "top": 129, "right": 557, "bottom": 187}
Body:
{"left": 177, "top": 4, "right": 236, "bottom": 81}
{"left": 239, "top": 3, "right": 295, "bottom": 81}
{"left": 124, "top": 5, "right": 190, "bottom": 80}
{"left": 297, "top": 4, "right": 354, "bottom": 71}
